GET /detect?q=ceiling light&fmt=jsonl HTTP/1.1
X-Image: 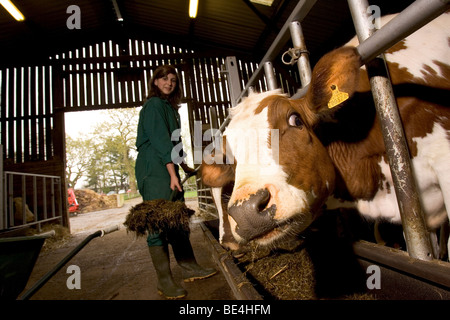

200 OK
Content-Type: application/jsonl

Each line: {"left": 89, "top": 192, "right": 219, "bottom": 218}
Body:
{"left": 189, "top": 0, "right": 198, "bottom": 19}
{"left": 0, "top": 0, "right": 25, "bottom": 21}
{"left": 111, "top": 0, "right": 123, "bottom": 22}
{"left": 250, "top": 0, "right": 274, "bottom": 6}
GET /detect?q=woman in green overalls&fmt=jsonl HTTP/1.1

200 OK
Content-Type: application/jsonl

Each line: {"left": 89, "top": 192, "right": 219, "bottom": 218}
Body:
{"left": 135, "top": 65, "right": 216, "bottom": 299}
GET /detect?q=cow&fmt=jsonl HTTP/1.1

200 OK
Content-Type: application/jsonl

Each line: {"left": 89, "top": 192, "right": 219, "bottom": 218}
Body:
{"left": 13, "top": 197, "right": 35, "bottom": 225}
{"left": 200, "top": 12, "right": 450, "bottom": 257}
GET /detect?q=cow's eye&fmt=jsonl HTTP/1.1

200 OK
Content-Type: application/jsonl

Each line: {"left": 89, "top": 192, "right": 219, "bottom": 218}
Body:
{"left": 288, "top": 113, "right": 303, "bottom": 128}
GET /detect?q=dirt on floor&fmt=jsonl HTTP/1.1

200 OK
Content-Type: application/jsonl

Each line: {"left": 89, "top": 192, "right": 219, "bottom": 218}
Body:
{"left": 19, "top": 197, "right": 235, "bottom": 300}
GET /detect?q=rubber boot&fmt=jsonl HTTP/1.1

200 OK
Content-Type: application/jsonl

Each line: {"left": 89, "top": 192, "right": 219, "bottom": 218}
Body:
{"left": 170, "top": 231, "right": 218, "bottom": 282}
{"left": 148, "top": 245, "right": 187, "bottom": 299}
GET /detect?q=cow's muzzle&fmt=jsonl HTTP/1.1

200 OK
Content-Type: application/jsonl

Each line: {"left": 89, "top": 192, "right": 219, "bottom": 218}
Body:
{"left": 227, "top": 188, "right": 278, "bottom": 242}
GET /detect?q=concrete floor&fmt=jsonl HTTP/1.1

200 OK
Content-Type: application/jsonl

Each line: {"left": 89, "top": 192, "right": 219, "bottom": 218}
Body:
{"left": 20, "top": 199, "right": 235, "bottom": 300}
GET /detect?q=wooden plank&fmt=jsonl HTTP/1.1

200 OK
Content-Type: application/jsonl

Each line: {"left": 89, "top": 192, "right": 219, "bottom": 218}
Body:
{"left": 37, "top": 66, "right": 45, "bottom": 160}
{"left": 23, "top": 67, "right": 30, "bottom": 162}
{"left": 0, "top": 69, "right": 6, "bottom": 148}
{"left": 45, "top": 65, "right": 52, "bottom": 159}
{"left": 7, "top": 67, "right": 15, "bottom": 160}
{"left": 99, "top": 71, "right": 106, "bottom": 106}
{"left": 15, "top": 67, "right": 23, "bottom": 163}
{"left": 92, "top": 70, "right": 99, "bottom": 107}
{"left": 29, "top": 66, "right": 37, "bottom": 160}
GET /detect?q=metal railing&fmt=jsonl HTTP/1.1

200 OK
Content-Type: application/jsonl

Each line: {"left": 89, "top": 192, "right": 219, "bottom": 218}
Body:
{"left": 2, "top": 171, "right": 63, "bottom": 232}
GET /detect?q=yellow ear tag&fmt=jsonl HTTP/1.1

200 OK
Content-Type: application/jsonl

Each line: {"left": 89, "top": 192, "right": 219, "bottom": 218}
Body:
{"left": 327, "top": 85, "right": 349, "bottom": 109}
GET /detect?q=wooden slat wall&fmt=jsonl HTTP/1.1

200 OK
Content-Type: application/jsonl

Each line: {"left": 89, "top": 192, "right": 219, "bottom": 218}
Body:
{"left": 1, "top": 38, "right": 301, "bottom": 166}
{"left": 0, "top": 37, "right": 302, "bottom": 226}
{"left": 0, "top": 65, "right": 54, "bottom": 164}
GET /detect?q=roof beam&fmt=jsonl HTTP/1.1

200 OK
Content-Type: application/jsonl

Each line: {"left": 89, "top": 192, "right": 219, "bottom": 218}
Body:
{"left": 241, "top": 0, "right": 279, "bottom": 32}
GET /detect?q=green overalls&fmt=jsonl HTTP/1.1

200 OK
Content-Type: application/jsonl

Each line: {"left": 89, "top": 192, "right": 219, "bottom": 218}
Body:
{"left": 135, "top": 97, "right": 185, "bottom": 246}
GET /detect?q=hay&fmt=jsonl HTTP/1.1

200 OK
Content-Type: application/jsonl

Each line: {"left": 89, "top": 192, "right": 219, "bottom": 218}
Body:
{"left": 237, "top": 242, "right": 376, "bottom": 300}
{"left": 237, "top": 241, "right": 317, "bottom": 300}
{"left": 124, "top": 200, "right": 195, "bottom": 236}
{"left": 234, "top": 210, "right": 378, "bottom": 300}
{"left": 74, "top": 189, "right": 117, "bottom": 213}
{"left": 25, "top": 223, "right": 72, "bottom": 252}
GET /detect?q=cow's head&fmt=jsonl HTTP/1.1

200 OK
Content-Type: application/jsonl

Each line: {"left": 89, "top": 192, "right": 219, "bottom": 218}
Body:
{"left": 201, "top": 47, "right": 362, "bottom": 245}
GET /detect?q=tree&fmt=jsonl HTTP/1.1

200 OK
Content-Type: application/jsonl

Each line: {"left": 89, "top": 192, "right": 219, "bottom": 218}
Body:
{"left": 92, "top": 108, "right": 139, "bottom": 193}
{"left": 65, "top": 135, "right": 95, "bottom": 188}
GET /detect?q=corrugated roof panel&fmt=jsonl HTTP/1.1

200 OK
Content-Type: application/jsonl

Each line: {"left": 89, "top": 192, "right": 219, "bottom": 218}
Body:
{"left": 0, "top": 0, "right": 416, "bottom": 64}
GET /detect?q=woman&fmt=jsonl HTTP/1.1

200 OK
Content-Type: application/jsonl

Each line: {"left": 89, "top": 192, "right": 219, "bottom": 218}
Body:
{"left": 135, "top": 65, "right": 216, "bottom": 299}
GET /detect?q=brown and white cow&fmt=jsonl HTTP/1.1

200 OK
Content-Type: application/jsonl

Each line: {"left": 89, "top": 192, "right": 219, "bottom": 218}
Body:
{"left": 201, "top": 13, "right": 450, "bottom": 253}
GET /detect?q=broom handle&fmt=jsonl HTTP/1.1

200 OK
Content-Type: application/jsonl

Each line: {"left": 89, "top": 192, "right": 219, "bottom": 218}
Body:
{"left": 169, "top": 166, "right": 200, "bottom": 201}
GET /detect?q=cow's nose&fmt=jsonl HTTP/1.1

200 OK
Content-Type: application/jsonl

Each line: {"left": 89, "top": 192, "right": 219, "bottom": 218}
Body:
{"left": 228, "top": 188, "right": 277, "bottom": 242}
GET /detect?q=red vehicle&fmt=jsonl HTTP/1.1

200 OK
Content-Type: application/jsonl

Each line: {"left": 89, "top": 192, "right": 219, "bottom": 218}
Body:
{"left": 67, "top": 188, "right": 79, "bottom": 214}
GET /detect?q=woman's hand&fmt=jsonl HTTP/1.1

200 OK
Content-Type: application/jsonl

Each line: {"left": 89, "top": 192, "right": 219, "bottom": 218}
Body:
{"left": 170, "top": 175, "right": 182, "bottom": 192}
{"left": 166, "top": 163, "right": 182, "bottom": 191}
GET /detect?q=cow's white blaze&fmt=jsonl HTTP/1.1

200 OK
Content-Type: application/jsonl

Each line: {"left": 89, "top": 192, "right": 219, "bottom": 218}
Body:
{"left": 224, "top": 90, "right": 316, "bottom": 243}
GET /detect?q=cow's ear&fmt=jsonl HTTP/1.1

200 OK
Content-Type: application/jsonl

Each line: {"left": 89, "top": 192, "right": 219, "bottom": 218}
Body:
{"left": 305, "top": 46, "right": 361, "bottom": 114}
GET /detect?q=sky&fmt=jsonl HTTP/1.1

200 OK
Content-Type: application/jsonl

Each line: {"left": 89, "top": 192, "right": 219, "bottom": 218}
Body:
{"left": 65, "top": 110, "right": 105, "bottom": 138}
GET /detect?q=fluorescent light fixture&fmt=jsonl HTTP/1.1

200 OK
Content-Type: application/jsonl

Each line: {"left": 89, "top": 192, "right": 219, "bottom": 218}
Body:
{"left": 111, "top": 0, "right": 123, "bottom": 22}
{"left": 189, "top": 0, "right": 198, "bottom": 19}
{"left": 0, "top": 0, "right": 25, "bottom": 21}
{"left": 250, "top": 0, "right": 274, "bottom": 6}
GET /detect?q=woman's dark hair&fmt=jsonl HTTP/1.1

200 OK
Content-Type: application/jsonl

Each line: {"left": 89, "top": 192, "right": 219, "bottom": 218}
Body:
{"left": 147, "top": 65, "right": 182, "bottom": 107}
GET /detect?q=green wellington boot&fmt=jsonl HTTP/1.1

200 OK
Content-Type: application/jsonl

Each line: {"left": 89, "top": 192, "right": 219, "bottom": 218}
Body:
{"left": 170, "top": 232, "right": 218, "bottom": 282}
{"left": 148, "top": 245, "right": 187, "bottom": 299}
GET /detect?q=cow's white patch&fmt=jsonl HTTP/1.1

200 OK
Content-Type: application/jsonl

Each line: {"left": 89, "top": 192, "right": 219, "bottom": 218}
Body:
{"left": 356, "top": 122, "right": 450, "bottom": 229}
{"left": 346, "top": 13, "right": 450, "bottom": 81}
{"left": 225, "top": 90, "right": 314, "bottom": 225}
{"left": 412, "top": 121, "right": 450, "bottom": 229}
{"left": 356, "top": 160, "right": 400, "bottom": 222}
{"left": 385, "top": 12, "right": 450, "bottom": 81}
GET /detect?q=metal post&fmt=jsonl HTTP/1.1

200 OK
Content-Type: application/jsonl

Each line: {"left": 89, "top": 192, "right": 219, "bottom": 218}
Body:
{"left": 348, "top": 0, "right": 433, "bottom": 261}
{"left": 289, "top": 21, "right": 312, "bottom": 87}
{"left": 264, "top": 61, "right": 277, "bottom": 90}
{"left": 357, "top": 0, "right": 450, "bottom": 65}
{"left": 224, "top": 56, "right": 242, "bottom": 107}
{"left": 237, "top": 0, "right": 317, "bottom": 102}
{"left": 208, "top": 106, "right": 220, "bottom": 149}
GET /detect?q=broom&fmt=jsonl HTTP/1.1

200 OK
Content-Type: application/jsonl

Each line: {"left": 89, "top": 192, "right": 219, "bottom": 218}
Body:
{"left": 124, "top": 167, "right": 200, "bottom": 237}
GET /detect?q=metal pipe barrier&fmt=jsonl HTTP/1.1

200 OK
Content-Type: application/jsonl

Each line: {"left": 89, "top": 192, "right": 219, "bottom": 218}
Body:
{"left": 236, "top": 0, "right": 318, "bottom": 104}
{"left": 348, "top": 0, "right": 434, "bottom": 261}
{"left": 263, "top": 61, "right": 278, "bottom": 90}
{"left": 3, "top": 171, "right": 63, "bottom": 232}
{"left": 288, "top": 21, "right": 312, "bottom": 87}
{"left": 357, "top": 0, "right": 449, "bottom": 65}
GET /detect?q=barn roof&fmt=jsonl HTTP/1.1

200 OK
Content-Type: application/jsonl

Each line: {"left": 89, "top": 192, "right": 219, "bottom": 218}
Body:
{"left": 0, "top": 0, "right": 413, "bottom": 65}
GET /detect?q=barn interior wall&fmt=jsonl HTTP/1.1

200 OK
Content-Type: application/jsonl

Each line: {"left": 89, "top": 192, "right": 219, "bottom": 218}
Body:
{"left": 0, "top": 35, "right": 301, "bottom": 229}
